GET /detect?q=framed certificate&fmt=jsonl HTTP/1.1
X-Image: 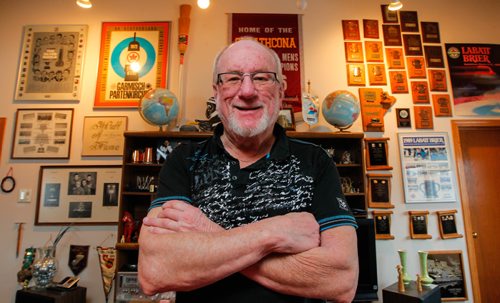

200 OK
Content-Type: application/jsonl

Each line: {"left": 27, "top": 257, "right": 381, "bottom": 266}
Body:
{"left": 400, "top": 11, "right": 419, "bottom": 32}
{"left": 411, "top": 81, "right": 430, "bottom": 103}
{"left": 344, "top": 42, "right": 364, "bottom": 62}
{"left": 367, "top": 173, "right": 394, "bottom": 209}
{"left": 389, "top": 71, "right": 409, "bottom": 94}
{"left": 409, "top": 210, "right": 432, "bottom": 239}
{"left": 382, "top": 24, "right": 402, "bottom": 46}
{"left": 432, "top": 94, "right": 453, "bottom": 117}
{"left": 414, "top": 106, "right": 434, "bottom": 129}
{"left": 342, "top": 20, "right": 360, "bottom": 40}
{"left": 386, "top": 48, "right": 405, "bottom": 69}
{"left": 365, "top": 138, "right": 393, "bottom": 170}
{"left": 346, "top": 64, "right": 366, "bottom": 86}
{"left": 373, "top": 210, "right": 394, "bottom": 240}
{"left": 14, "top": 25, "right": 88, "bottom": 101}
{"left": 363, "top": 19, "right": 379, "bottom": 39}
{"left": 436, "top": 210, "right": 463, "bottom": 239}
{"left": 421, "top": 22, "right": 441, "bottom": 43}
{"left": 428, "top": 69, "right": 447, "bottom": 91}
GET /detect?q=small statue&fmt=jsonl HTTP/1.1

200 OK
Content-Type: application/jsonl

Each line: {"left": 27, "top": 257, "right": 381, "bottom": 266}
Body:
{"left": 196, "top": 97, "right": 221, "bottom": 131}
{"left": 122, "top": 211, "right": 135, "bottom": 243}
{"left": 341, "top": 151, "right": 352, "bottom": 164}
{"left": 416, "top": 274, "right": 423, "bottom": 292}
{"left": 397, "top": 264, "right": 405, "bottom": 292}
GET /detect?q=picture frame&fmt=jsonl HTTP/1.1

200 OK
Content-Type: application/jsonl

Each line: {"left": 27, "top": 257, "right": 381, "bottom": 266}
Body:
{"left": 403, "top": 34, "right": 423, "bottom": 56}
{"left": 372, "top": 210, "right": 394, "bottom": 240}
{"left": 427, "top": 250, "right": 468, "bottom": 301}
{"left": 367, "top": 173, "right": 394, "bottom": 209}
{"left": 396, "top": 108, "right": 412, "bottom": 128}
{"left": 82, "top": 116, "right": 128, "bottom": 157}
{"left": 14, "top": 25, "right": 88, "bottom": 101}
{"left": 36, "top": 165, "right": 122, "bottom": 225}
{"left": 436, "top": 210, "right": 463, "bottom": 239}
{"left": 432, "top": 94, "right": 453, "bottom": 117}
{"left": 428, "top": 69, "right": 448, "bottom": 91}
{"left": 398, "top": 132, "right": 457, "bottom": 203}
{"left": 408, "top": 210, "right": 432, "bottom": 239}
{"left": 277, "top": 108, "right": 295, "bottom": 130}
{"left": 424, "top": 45, "right": 445, "bottom": 68}
{"left": 94, "top": 21, "right": 171, "bottom": 108}
{"left": 414, "top": 106, "right": 434, "bottom": 129}
{"left": 399, "top": 11, "right": 419, "bottom": 32}
{"left": 342, "top": 20, "right": 360, "bottom": 40}
{"left": 344, "top": 42, "right": 364, "bottom": 62}
{"left": 389, "top": 71, "right": 409, "bottom": 94}
{"left": 367, "top": 64, "right": 387, "bottom": 85}
{"left": 382, "top": 24, "right": 402, "bottom": 46}
{"left": 365, "top": 138, "right": 393, "bottom": 170}
{"left": 365, "top": 41, "right": 384, "bottom": 62}
{"left": 407, "top": 57, "right": 427, "bottom": 78}
{"left": 386, "top": 48, "right": 405, "bottom": 69}
{"left": 363, "top": 19, "right": 379, "bottom": 39}
{"left": 346, "top": 64, "right": 366, "bottom": 86}
{"left": 381, "top": 5, "right": 399, "bottom": 23}
{"left": 421, "top": 22, "right": 441, "bottom": 43}
{"left": 11, "top": 108, "right": 73, "bottom": 159}
{"left": 411, "top": 81, "right": 430, "bottom": 103}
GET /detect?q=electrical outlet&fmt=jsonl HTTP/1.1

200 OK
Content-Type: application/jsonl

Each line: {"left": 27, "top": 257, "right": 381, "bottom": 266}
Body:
{"left": 18, "top": 189, "right": 32, "bottom": 203}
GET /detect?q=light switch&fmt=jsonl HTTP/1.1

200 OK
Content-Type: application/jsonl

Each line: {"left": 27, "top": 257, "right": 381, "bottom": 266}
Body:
{"left": 18, "top": 189, "right": 32, "bottom": 202}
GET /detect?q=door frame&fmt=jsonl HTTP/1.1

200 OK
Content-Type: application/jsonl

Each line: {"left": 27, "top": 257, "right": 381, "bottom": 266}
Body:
{"left": 451, "top": 119, "right": 500, "bottom": 303}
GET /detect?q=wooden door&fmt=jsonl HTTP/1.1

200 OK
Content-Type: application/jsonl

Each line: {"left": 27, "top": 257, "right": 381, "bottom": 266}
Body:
{"left": 452, "top": 120, "right": 500, "bottom": 303}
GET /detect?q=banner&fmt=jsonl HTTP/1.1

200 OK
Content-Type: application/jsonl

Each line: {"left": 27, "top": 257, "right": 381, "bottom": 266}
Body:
{"left": 230, "top": 13, "right": 304, "bottom": 113}
{"left": 445, "top": 43, "right": 500, "bottom": 116}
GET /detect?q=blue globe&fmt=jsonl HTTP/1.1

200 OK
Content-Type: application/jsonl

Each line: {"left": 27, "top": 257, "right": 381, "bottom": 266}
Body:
{"left": 139, "top": 88, "right": 179, "bottom": 128}
{"left": 321, "top": 90, "right": 360, "bottom": 130}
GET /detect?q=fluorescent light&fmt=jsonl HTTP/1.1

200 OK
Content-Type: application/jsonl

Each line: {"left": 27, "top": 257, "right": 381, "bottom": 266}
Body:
{"left": 197, "top": 0, "right": 210, "bottom": 9}
{"left": 388, "top": 0, "right": 403, "bottom": 11}
{"left": 76, "top": 0, "right": 92, "bottom": 8}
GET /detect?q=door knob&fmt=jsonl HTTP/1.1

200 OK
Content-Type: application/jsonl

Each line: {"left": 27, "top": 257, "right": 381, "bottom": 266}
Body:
{"left": 472, "top": 232, "right": 478, "bottom": 238}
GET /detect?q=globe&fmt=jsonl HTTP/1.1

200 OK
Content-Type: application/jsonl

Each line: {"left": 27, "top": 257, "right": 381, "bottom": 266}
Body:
{"left": 321, "top": 90, "right": 360, "bottom": 131}
{"left": 139, "top": 88, "right": 179, "bottom": 129}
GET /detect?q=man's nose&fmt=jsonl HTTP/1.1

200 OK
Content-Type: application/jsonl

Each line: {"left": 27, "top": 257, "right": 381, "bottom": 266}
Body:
{"left": 238, "top": 76, "right": 257, "bottom": 96}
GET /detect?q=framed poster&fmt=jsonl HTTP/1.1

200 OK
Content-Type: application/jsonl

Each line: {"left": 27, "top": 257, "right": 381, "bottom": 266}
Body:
{"left": 382, "top": 24, "right": 402, "bottom": 46}
{"left": 432, "top": 94, "right": 453, "bottom": 117}
{"left": 381, "top": 5, "right": 399, "bottom": 23}
{"left": 344, "top": 42, "right": 364, "bottom": 62}
{"left": 403, "top": 34, "right": 423, "bottom": 56}
{"left": 398, "top": 132, "right": 457, "bottom": 203}
{"left": 436, "top": 210, "right": 463, "bottom": 239}
{"left": 14, "top": 25, "right": 88, "bottom": 101}
{"left": 427, "top": 250, "right": 468, "bottom": 301}
{"left": 36, "top": 165, "right": 122, "bottom": 225}
{"left": 386, "top": 48, "right": 405, "bottom": 69}
{"left": 365, "top": 138, "right": 393, "bottom": 170}
{"left": 11, "top": 108, "right": 73, "bottom": 159}
{"left": 367, "top": 173, "right": 394, "bottom": 209}
{"left": 342, "top": 20, "right": 360, "bottom": 40}
{"left": 82, "top": 116, "right": 128, "bottom": 156}
{"left": 363, "top": 19, "right": 379, "bottom": 39}
{"left": 389, "top": 71, "right": 409, "bottom": 94}
{"left": 277, "top": 108, "right": 295, "bottom": 130}
{"left": 414, "top": 106, "right": 434, "bottom": 129}
{"left": 428, "top": 69, "right": 447, "bottom": 91}
{"left": 372, "top": 210, "right": 394, "bottom": 240}
{"left": 421, "top": 22, "right": 441, "bottom": 43}
{"left": 424, "top": 45, "right": 445, "bottom": 68}
{"left": 367, "top": 64, "right": 387, "bottom": 85}
{"left": 411, "top": 81, "right": 430, "bottom": 103}
{"left": 365, "top": 41, "right": 384, "bottom": 62}
{"left": 409, "top": 210, "right": 432, "bottom": 239}
{"left": 94, "top": 22, "right": 170, "bottom": 108}
{"left": 407, "top": 57, "right": 427, "bottom": 78}
{"left": 346, "top": 64, "right": 366, "bottom": 86}
{"left": 400, "top": 11, "right": 419, "bottom": 32}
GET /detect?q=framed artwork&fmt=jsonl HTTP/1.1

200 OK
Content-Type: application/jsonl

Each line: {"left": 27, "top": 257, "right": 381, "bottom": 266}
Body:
{"left": 428, "top": 69, "right": 448, "bottom": 91}
{"left": 382, "top": 24, "right": 402, "bottom": 46}
{"left": 342, "top": 20, "right": 360, "bottom": 40}
{"left": 365, "top": 138, "right": 393, "bottom": 170}
{"left": 367, "top": 173, "right": 394, "bottom": 209}
{"left": 389, "top": 71, "right": 409, "bottom": 94}
{"left": 373, "top": 210, "right": 394, "bottom": 240}
{"left": 14, "top": 25, "right": 88, "bottom": 101}
{"left": 94, "top": 21, "right": 171, "bottom": 108}
{"left": 403, "top": 34, "right": 423, "bottom": 56}
{"left": 0, "top": 118, "right": 5, "bottom": 162}
{"left": 427, "top": 250, "right": 468, "bottom": 301}
{"left": 277, "top": 108, "right": 295, "bottom": 130}
{"left": 432, "top": 94, "right": 453, "bottom": 117}
{"left": 346, "top": 64, "right": 366, "bottom": 86}
{"left": 36, "top": 165, "right": 122, "bottom": 225}
{"left": 408, "top": 210, "right": 432, "bottom": 239}
{"left": 365, "top": 41, "right": 384, "bottom": 62}
{"left": 421, "top": 22, "right": 441, "bottom": 43}
{"left": 399, "top": 11, "right": 419, "bottom": 32}
{"left": 367, "top": 64, "right": 387, "bottom": 85}
{"left": 436, "top": 210, "right": 463, "bottom": 239}
{"left": 396, "top": 108, "right": 412, "bottom": 128}
{"left": 386, "top": 48, "right": 405, "bottom": 69}
{"left": 363, "top": 19, "right": 379, "bottom": 39}
{"left": 11, "top": 108, "right": 73, "bottom": 159}
{"left": 398, "top": 132, "right": 457, "bottom": 203}
{"left": 407, "top": 57, "right": 427, "bottom": 78}
{"left": 414, "top": 106, "right": 434, "bottom": 129}
{"left": 344, "top": 42, "right": 364, "bottom": 62}
{"left": 424, "top": 45, "right": 445, "bottom": 68}
{"left": 411, "top": 81, "right": 430, "bottom": 103}
{"left": 82, "top": 116, "right": 128, "bottom": 156}
{"left": 381, "top": 5, "right": 399, "bottom": 23}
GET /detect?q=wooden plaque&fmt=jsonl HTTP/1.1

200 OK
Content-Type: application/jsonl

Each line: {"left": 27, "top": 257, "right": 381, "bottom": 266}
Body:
{"left": 428, "top": 69, "right": 447, "bottom": 91}
{"left": 365, "top": 41, "right": 384, "bottom": 62}
{"left": 407, "top": 57, "right": 427, "bottom": 79}
{"left": 400, "top": 11, "right": 419, "bottom": 32}
{"left": 344, "top": 42, "right": 364, "bottom": 62}
{"left": 342, "top": 20, "right": 360, "bottom": 40}
{"left": 346, "top": 64, "right": 366, "bottom": 86}
{"left": 365, "top": 138, "right": 393, "bottom": 170}
{"left": 396, "top": 108, "right": 412, "bottom": 128}
{"left": 409, "top": 210, "right": 432, "bottom": 239}
{"left": 367, "top": 173, "right": 394, "bottom": 209}
{"left": 381, "top": 5, "right": 399, "bottom": 23}
{"left": 373, "top": 210, "right": 395, "bottom": 240}
{"left": 363, "top": 19, "right": 379, "bottom": 39}
{"left": 424, "top": 45, "right": 445, "bottom": 68}
{"left": 414, "top": 106, "right": 434, "bottom": 129}
{"left": 386, "top": 48, "right": 405, "bottom": 69}
{"left": 367, "top": 64, "right": 387, "bottom": 85}
{"left": 436, "top": 210, "right": 463, "bottom": 239}
{"left": 389, "top": 71, "right": 409, "bottom": 94}
{"left": 411, "top": 81, "right": 430, "bottom": 103}
{"left": 403, "top": 34, "right": 423, "bottom": 56}
{"left": 421, "top": 22, "right": 441, "bottom": 43}
{"left": 432, "top": 94, "right": 453, "bottom": 117}
{"left": 382, "top": 24, "right": 402, "bottom": 46}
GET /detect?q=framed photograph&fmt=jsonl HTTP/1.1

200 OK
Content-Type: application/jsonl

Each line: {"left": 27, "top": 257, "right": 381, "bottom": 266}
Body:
{"left": 409, "top": 210, "right": 432, "bottom": 239}
{"left": 381, "top": 5, "right": 399, "bottom": 23}
{"left": 432, "top": 94, "right": 453, "bottom": 117}
{"left": 414, "top": 106, "right": 434, "bottom": 129}
{"left": 365, "top": 41, "right": 384, "bottom": 62}
{"left": 436, "top": 210, "right": 463, "bottom": 239}
{"left": 344, "top": 42, "right": 364, "bottom": 62}
{"left": 36, "top": 165, "right": 122, "bottom": 225}
{"left": 94, "top": 22, "right": 171, "bottom": 108}
{"left": 400, "top": 11, "right": 419, "bottom": 32}
{"left": 367, "top": 64, "right": 387, "bottom": 85}
{"left": 342, "top": 20, "right": 360, "bottom": 40}
{"left": 373, "top": 210, "right": 394, "bottom": 240}
{"left": 386, "top": 48, "right": 405, "bottom": 69}
{"left": 11, "top": 108, "right": 73, "bottom": 159}
{"left": 382, "top": 24, "right": 402, "bottom": 46}
{"left": 411, "top": 81, "right": 430, "bottom": 103}
{"left": 367, "top": 173, "right": 394, "bottom": 209}
{"left": 396, "top": 108, "right": 412, "bottom": 128}
{"left": 346, "top": 64, "right": 366, "bottom": 86}
{"left": 389, "top": 71, "right": 409, "bottom": 94}
{"left": 424, "top": 45, "right": 445, "bottom": 68}
{"left": 403, "top": 34, "right": 423, "bottom": 56}
{"left": 277, "top": 108, "right": 295, "bottom": 130}
{"left": 363, "top": 19, "right": 379, "bottom": 39}
{"left": 421, "top": 22, "right": 441, "bottom": 43}
{"left": 365, "top": 138, "right": 393, "bottom": 170}
{"left": 14, "top": 25, "right": 88, "bottom": 101}
{"left": 427, "top": 250, "right": 468, "bottom": 301}
{"left": 398, "top": 132, "right": 457, "bottom": 203}
{"left": 407, "top": 57, "right": 427, "bottom": 78}
{"left": 428, "top": 69, "right": 448, "bottom": 91}
{"left": 82, "top": 116, "right": 128, "bottom": 156}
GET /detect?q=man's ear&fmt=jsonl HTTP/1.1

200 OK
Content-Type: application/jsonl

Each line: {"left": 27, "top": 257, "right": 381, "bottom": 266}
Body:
{"left": 212, "top": 84, "right": 218, "bottom": 98}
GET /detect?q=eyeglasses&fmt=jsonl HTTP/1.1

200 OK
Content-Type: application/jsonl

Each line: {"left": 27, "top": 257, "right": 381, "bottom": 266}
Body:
{"left": 217, "top": 72, "right": 278, "bottom": 89}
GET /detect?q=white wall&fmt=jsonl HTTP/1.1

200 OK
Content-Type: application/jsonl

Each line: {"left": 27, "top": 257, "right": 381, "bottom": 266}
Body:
{"left": 0, "top": 0, "right": 499, "bottom": 302}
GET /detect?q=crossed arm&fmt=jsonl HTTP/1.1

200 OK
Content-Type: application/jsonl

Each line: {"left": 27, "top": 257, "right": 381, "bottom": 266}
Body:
{"left": 138, "top": 200, "right": 358, "bottom": 302}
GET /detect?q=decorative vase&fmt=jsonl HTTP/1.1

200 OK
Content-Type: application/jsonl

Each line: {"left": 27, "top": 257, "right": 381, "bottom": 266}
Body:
{"left": 397, "top": 249, "right": 412, "bottom": 284}
{"left": 418, "top": 250, "right": 434, "bottom": 286}
{"left": 32, "top": 246, "right": 57, "bottom": 288}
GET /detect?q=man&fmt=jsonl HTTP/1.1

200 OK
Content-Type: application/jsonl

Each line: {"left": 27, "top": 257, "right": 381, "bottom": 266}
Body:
{"left": 138, "top": 39, "right": 359, "bottom": 303}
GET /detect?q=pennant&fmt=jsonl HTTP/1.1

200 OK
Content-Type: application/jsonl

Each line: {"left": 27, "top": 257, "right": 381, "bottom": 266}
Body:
{"left": 68, "top": 245, "right": 89, "bottom": 276}
{"left": 96, "top": 246, "right": 116, "bottom": 303}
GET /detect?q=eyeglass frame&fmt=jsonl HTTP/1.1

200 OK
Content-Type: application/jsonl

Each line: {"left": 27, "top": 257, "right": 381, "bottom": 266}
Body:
{"left": 216, "top": 71, "right": 279, "bottom": 89}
